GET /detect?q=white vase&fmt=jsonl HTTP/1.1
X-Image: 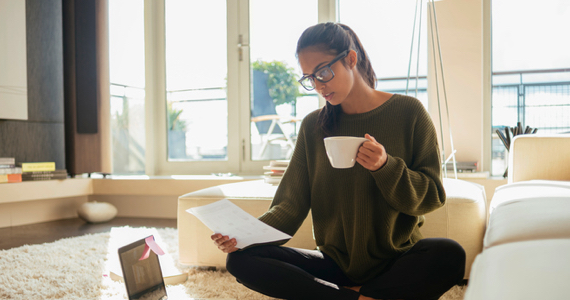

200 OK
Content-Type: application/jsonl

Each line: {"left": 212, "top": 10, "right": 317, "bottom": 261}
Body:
{"left": 77, "top": 201, "right": 118, "bottom": 223}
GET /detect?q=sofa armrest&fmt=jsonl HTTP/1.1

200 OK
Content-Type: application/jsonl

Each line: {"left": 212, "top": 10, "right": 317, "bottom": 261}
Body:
{"left": 508, "top": 134, "right": 570, "bottom": 183}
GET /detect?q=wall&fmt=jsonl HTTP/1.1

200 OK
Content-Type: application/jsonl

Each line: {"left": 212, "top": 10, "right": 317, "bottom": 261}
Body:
{"left": 427, "top": 0, "right": 492, "bottom": 172}
{"left": 0, "top": 0, "right": 66, "bottom": 169}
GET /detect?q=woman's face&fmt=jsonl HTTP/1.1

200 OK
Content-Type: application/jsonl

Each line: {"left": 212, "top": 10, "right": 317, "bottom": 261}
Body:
{"left": 298, "top": 48, "right": 355, "bottom": 106}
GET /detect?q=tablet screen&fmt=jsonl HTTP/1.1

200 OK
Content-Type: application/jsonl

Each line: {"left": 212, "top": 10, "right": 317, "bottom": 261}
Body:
{"left": 119, "top": 237, "right": 167, "bottom": 300}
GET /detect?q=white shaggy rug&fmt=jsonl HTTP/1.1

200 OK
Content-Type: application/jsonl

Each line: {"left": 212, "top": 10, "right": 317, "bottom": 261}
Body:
{"left": 0, "top": 226, "right": 466, "bottom": 300}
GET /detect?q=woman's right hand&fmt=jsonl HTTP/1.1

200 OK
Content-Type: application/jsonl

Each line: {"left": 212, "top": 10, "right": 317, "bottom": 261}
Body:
{"left": 211, "top": 233, "right": 239, "bottom": 254}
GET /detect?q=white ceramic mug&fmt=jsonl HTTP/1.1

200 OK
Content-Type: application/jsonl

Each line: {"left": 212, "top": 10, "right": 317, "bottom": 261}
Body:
{"left": 324, "top": 136, "right": 369, "bottom": 168}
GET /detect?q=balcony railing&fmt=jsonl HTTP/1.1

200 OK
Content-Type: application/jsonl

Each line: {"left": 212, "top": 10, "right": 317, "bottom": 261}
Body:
{"left": 492, "top": 68, "right": 570, "bottom": 133}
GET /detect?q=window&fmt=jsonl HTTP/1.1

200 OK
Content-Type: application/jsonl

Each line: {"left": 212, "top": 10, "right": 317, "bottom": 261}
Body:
{"left": 114, "top": 1, "right": 558, "bottom": 177}
{"left": 491, "top": 0, "right": 570, "bottom": 176}
{"left": 109, "top": 0, "right": 146, "bottom": 174}
{"left": 339, "top": 0, "right": 429, "bottom": 107}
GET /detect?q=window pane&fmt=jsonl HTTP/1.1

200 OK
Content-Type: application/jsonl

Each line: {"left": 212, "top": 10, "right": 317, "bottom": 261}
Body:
{"left": 249, "top": 0, "right": 319, "bottom": 161}
{"left": 165, "top": 0, "right": 227, "bottom": 161}
{"left": 339, "top": 0, "right": 428, "bottom": 107}
{"left": 526, "top": 85, "right": 570, "bottom": 130}
{"left": 109, "top": 0, "right": 146, "bottom": 174}
{"left": 492, "top": 0, "right": 570, "bottom": 176}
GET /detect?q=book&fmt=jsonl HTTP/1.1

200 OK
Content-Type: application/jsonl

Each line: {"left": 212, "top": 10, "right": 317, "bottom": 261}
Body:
{"left": 21, "top": 169, "right": 67, "bottom": 175}
{"left": 21, "top": 169, "right": 68, "bottom": 181}
{"left": 0, "top": 157, "right": 15, "bottom": 165}
{"left": 455, "top": 171, "right": 490, "bottom": 179}
{"left": 445, "top": 161, "right": 478, "bottom": 172}
{"left": 20, "top": 162, "right": 56, "bottom": 172}
{"left": 109, "top": 268, "right": 188, "bottom": 286}
{"left": 0, "top": 167, "right": 22, "bottom": 175}
{"left": 0, "top": 162, "right": 23, "bottom": 183}
{"left": 263, "top": 160, "right": 289, "bottom": 185}
{"left": 0, "top": 174, "right": 21, "bottom": 184}
{"left": 7, "top": 173, "right": 22, "bottom": 183}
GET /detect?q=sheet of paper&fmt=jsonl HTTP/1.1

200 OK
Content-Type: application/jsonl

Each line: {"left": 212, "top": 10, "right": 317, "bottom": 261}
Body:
{"left": 186, "top": 199, "right": 291, "bottom": 249}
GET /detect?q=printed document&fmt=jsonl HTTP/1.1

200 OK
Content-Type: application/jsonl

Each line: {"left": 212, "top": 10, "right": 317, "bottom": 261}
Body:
{"left": 186, "top": 199, "right": 291, "bottom": 248}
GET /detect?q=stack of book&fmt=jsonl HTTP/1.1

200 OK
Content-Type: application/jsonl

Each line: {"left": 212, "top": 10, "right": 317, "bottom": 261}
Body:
{"left": 262, "top": 160, "right": 289, "bottom": 185}
{"left": 20, "top": 162, "right": 68, "bottom": 181}
{"left": 0, "top": 157, "right": 22, "bottom": 183}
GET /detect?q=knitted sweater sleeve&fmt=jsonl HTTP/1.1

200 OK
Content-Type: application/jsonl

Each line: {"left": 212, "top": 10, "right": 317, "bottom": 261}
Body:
{"left": 257, "top": 117, "right": 312, "bottom": 238}
{"left": 371, "top": 104, "right": 446, "bottom": 216}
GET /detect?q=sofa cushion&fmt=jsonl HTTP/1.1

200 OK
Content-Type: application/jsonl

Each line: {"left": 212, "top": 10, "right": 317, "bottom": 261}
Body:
{"left": 421, "top": 178, "right": 487, "bottom": 278}
{"left": 464, "top": 239, "right": 570, "bottom": 300}
{"left": 489, "top": 180, "right": 570, "bottom": 213}
{"left": 484, "top": 197, "right": 570, "bottom": 249}
{"left": 180, "top": 179, "right": 278, "bottom": 200}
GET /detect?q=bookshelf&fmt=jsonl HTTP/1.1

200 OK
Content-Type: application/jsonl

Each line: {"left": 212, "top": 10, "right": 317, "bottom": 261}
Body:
{"left": 0, "top": 178, "right": 92, "bottom": 204}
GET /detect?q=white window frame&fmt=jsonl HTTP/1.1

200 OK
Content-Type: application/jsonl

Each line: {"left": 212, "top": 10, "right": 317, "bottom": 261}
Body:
{"left": 140, "top": 0, "right": 333, "bottom": 175}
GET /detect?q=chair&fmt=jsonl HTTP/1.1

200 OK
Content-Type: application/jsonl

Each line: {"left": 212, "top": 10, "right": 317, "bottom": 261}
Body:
{"left": 251, "top": 114, "right": 300, "bottom": 159}
{"left": 251, "top": 70, "right": 300, "bottom": 159}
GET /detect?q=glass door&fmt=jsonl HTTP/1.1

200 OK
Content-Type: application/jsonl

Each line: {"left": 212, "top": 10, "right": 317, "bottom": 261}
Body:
{"left": 248, "top": 0, "right": 320, "bottom": 161}
{"left": 165, "top": 0, "right": 228, "bottom": 162}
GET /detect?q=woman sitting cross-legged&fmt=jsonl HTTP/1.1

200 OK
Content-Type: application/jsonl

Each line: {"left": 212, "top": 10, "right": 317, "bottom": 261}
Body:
{"left": 211, "top": 22, "right": 465, "bottom": 300}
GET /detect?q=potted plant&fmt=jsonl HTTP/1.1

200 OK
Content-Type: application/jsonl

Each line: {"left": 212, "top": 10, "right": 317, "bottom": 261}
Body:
{"left": 251, "top": 60, "right": 302, "bottom": 134}
{"left": 167, "top": 102, "right": 187, "bottom": 159}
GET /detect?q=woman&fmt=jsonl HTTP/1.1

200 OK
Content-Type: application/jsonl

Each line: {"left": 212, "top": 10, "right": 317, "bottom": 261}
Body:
{"left": 212, "top": 22, "right": 465, "bottom": 300}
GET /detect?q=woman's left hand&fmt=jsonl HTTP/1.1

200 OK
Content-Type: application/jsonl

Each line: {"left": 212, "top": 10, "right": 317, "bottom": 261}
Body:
{"left": 356, "top": 134, "right": 387, "bottom": 171}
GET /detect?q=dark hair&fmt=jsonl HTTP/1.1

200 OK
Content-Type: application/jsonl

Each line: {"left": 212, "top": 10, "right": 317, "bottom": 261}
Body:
{"left": 296, "top": 23, "right": 377, "bottom": 136}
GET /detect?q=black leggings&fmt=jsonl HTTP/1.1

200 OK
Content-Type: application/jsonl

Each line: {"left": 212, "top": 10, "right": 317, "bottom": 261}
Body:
{"left": 226, "top": 238, "right": 465, "bottom": 300}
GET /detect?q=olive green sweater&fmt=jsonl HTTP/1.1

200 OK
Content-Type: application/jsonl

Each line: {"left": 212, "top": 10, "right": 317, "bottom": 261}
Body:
{"left": 258, "top": 94, "right": 446, "bottom": 284}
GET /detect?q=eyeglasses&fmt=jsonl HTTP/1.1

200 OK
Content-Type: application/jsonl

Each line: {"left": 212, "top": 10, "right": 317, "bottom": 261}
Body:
{"left": 298, "top": 50, "right": 349, "bottom": 91}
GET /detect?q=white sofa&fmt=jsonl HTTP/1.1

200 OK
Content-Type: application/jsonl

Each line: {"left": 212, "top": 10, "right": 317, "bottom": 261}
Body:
{"left": 464, "top": 134, "right": 570, "bottom": 300}
{"left": 178, "top": 176, "right": 487, "bottom": 279}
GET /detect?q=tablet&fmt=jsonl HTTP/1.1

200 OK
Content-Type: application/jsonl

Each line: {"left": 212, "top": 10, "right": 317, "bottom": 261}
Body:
{"left": 118, "top": 235, "right": 168, "bottom": 300}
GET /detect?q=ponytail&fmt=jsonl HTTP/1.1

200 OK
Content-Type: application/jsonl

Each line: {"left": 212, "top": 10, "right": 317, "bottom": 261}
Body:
{"left": 337, "top": 24, "right": 377, "bottom": 89}
{"left": 296, "top": 22, "right": 376, "bottom": 136}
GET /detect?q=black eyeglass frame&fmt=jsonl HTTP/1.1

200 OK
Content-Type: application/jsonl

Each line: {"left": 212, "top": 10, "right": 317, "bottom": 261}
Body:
{"left": 298, "top": 50, "right": 350, "bottom": 91}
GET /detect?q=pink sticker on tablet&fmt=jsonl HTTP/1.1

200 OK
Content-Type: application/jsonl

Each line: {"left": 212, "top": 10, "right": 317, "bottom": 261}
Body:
{"left": 139, "top": 235, "right": 165, "bottom": 261}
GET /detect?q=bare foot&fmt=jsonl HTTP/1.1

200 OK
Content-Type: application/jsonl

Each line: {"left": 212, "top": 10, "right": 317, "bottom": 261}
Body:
{"left": 344, "top": 287, "right": 376, "bottom": 300}
{"left": 345, "top": 286, "right": 361, "bottom": 292}
{"left": 344, "top": 286, "right": 404, "bottom": 300}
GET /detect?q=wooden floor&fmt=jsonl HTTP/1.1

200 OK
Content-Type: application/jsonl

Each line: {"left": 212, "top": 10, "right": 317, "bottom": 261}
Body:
{"left": 0, "top": 217, "right": 177, "bottom": 250}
